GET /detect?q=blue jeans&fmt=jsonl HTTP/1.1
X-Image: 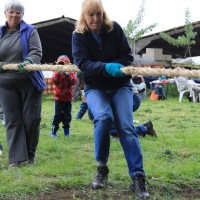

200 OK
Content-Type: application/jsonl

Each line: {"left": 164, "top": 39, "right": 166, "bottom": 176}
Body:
{"left": 110, "top": 93, "right": 147, "bottom": 137}
{"left": 85, "top": 87, "right": 145, "bottom": 177}
{"left": 132, "top": 94, "right": 147, "bottom": 136}
{"left": 76, "top": 101, "right": 94, "bottom": 120}
{"left": 133, "top": 93, "right": 141, "bottom": 112}
{"left": 76, "top": 101, "right": 88, "bottom": 119}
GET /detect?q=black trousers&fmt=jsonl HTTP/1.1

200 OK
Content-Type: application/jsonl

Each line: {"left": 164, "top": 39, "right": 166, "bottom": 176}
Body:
{"left": 51, "top": 100, "right": 72, "bottom": 133}
{"left": 0, "top": 78, "right": 42, "bottom": 164}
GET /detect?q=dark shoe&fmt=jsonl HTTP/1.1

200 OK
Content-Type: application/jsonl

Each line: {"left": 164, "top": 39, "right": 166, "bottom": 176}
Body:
{"left": 130, "top": 174, "right": 150, "bottom": 198}
{"left": 143, "top": 120, "right": 157, "bottom": 137}
{"left": 138, "top": 88, "right": 145, "bottom": 93}
{"left": 9, "top": 162, "right": 20, "bottom": 168}
{"left": 91, "top": 165, "right": 109, "bottom": 189}
{"left": 187, "top": 96, "right": 192, "bottom": 102}
{"left": 25, "top": 158, "right": 36, "bottom": 165}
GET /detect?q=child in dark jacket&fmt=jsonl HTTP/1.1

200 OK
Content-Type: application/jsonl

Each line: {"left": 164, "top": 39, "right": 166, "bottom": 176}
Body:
{"left": 51, "top": 55, "right": 77, "bottom": 138}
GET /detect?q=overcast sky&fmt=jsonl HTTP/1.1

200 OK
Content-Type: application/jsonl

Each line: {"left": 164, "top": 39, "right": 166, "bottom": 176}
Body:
{"left": 0, "top": 0, "right": 199, "bottom": 34}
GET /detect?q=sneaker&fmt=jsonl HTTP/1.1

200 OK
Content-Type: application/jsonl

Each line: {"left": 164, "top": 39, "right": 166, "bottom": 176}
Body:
{"left": 130, "top": 174, "right": 150, "bottom": 198}
{"left": 51, "top": 132, "right": 57, "bottom": 138}
{"left": 64, "top": 128, "right": 70, "bottom": 137}
{"left": 138, "top": 88, "right": 145, "bottom": 93}
{"left": 91, "top": 165, "right": 109, "bottom": 189}
{"left": 143, "top": 120, "right": 157, "bottom": 137}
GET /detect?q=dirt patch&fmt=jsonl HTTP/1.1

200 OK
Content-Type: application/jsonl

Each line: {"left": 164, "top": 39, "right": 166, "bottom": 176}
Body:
{"left": 24, "top": 186, "right": 200, "bottom": 200}
{"left": 3, "top": 184, "right": 200, "bottom": 200}
{"left": 177, "top": 184, "right": 200, "bottom": 199}
{"left": 27, "top": 189, "right": 132, "bottom": 200}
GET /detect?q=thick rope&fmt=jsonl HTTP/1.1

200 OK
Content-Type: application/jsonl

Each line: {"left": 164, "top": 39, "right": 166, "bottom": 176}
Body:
{"left": 2, "top": 63, "right": 200, "bottom": 78}
{"left": 2, "top": 63, "right": 81, "bottom": 72}
{"left": 121, "top": 67, "right": 200, "bottom": 78}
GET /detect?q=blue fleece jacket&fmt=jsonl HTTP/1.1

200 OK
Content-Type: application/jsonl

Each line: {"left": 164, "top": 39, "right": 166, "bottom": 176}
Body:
{"left": 0, "top": 20, "right": 46, "bottom": 91}
{"left": 72, "top": 21, "right": 134, "bottom": 91}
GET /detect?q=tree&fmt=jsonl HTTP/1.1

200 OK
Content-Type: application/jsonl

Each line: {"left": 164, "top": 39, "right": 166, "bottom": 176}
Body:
{"left": 123, "top": 0, "right": 158, "bottom": 54}
{"left": 159, "top": 8, "right": 197, "bottom": 58}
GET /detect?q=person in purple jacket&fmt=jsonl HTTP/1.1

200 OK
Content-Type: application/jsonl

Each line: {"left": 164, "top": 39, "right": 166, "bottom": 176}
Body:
{"left": 0, "top": 0, "right": 46, "bottom": 168}
{"left": 72, "top": 0, "right": 149, "bottom": 198}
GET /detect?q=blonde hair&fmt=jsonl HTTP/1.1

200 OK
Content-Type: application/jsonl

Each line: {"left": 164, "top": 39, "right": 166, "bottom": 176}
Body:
{"left": 75, "top": 0, "right": 113, "bottom": 34}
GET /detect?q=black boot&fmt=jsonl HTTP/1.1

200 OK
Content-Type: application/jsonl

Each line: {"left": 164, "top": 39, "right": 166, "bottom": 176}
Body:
{"left": 130, "top": 174, "right": 150, "bottom": 198}
{"left": 91, "top": 165, "right": 109, "bottom": 189}
{"left": 143, "top": 120, "right": 157, "bottom": 137}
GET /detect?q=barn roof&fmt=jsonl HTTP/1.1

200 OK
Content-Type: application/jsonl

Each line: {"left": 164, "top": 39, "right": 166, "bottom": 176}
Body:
{"left": 33, "top": 16, "right": 76, "bottom": 64}
{"left": 135, "top": 21, "right": 200, "bottom": 58}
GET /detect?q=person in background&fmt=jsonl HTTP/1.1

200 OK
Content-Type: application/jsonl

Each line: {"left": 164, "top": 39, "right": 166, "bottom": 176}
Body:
{"left": 72, "top": 0, "right": 149, "bottom": 198}
{"left": 132, "top": 75, "right": 146, "bottom": 100}
{"left": 109, "top": 81, "right": 157, "bottom": 140}
{"left": 155, "top": 84, "right": 166, "bottom": 100}
{"left": 51, "top": 55, "right": 77, "bottom": 138}
{"left": 0, "top": 0, "right": 46, "bottom": 168}
{"left": 75, "top": 90, "right": 93, "bottom": 120}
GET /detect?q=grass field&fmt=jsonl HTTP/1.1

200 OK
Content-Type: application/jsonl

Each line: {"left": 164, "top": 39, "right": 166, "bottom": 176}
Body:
{"left": 0, "top": 92, "right": 199, "bottom": 200}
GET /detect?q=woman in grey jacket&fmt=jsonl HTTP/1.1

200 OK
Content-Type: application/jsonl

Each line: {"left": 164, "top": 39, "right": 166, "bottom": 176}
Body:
{"left": 0, "top": 0, "right": 46, "bottom": 168}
